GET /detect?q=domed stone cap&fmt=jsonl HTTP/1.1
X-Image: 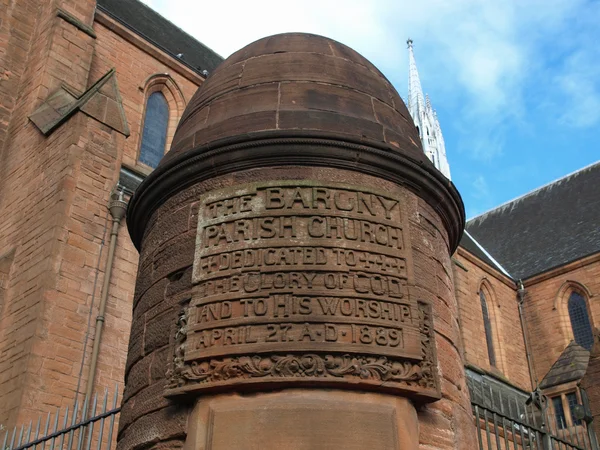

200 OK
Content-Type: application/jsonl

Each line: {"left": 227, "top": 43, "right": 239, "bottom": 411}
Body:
{"left": 127, "top": 33, "right": 464, "bottom": 251}
{"left": 163, "top": 32, "right": 425, "bottom": 165}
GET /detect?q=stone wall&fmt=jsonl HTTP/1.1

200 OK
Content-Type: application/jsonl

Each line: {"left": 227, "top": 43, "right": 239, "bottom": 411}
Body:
{"left": 0, "top": 0, "right": 201, "bottom": 427}
{"left": 452, "top": 248, "right": 531, "bottom": 391}
{"left": 523, "top": 254, "right": 600, "bottom": 382}
{"left": 581, "top": 329, "right": 600, "bottom": 439}
{"left": 0, "top": 0, "right": 98, "bottom": 422}
{"left": 90, "top": 13, "right": 200, "bottom": 174}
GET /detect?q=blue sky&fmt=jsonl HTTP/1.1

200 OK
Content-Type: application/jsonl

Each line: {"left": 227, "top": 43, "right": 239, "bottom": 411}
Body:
{"left": 142, "top": 0, "right": 600, "bottom": 218}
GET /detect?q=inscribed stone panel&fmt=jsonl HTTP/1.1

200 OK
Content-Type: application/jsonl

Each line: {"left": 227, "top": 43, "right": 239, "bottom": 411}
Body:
{"left": 166, "top": 181, "right": 439, "bottom": 400}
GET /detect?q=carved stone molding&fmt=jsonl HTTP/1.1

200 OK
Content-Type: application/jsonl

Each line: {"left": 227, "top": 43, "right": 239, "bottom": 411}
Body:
{"left": 126, "top": 133, "right": 465, "bottom": 253}
{"left": 166, "top": 301, "right": 439, "bottom": 401}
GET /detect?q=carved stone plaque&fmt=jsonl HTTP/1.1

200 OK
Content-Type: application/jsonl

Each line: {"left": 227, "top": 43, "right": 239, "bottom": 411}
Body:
{"left": 166, "top": 181, "right": 440, "bottom": 400}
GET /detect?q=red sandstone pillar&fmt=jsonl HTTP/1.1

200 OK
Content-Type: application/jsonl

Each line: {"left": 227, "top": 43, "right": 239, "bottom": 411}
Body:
{"left": 121, "top": 33, "right": 474, "bottom": 450}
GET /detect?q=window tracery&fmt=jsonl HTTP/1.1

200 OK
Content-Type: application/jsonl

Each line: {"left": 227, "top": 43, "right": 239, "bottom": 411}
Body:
{"left": 139, "top": 91, "right": 169, "bottom": 169}
{"left": 136, "top": 74, "right": 186, "bottom": 170}
{"left": 480, "top": 289, "right": 496, "bottom": 367}
{"left": 568, "top": 291, "right": 594, "bottom": 350}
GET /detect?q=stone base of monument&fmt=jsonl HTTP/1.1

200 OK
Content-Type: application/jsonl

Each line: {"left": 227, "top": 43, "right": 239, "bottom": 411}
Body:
{"left": 184, "top": 390, "right": 418, "bottom": 450}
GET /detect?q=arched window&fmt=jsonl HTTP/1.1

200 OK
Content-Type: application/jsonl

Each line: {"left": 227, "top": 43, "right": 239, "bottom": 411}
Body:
{"left": 568, "top": 292, "right": 594, "bottom": 350}
{"left": 139, "top": 92, "right": 169, "bottom": 169}
{"left": 480, "top": 290, "right": 496, "bottom": 367}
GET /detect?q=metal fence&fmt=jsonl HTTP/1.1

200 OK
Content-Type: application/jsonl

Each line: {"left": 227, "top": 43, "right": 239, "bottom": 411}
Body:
{"left": 468, "top": 372, "right": 598, "bottom": 450}
{"left": 1, "top": 388, "right": 120, "bottom": 450}
{"left": 2, "top": 379, "right": 598, "bottom": 450}
{"left": 473, "top": 400, "right": 593, "bottom": 450}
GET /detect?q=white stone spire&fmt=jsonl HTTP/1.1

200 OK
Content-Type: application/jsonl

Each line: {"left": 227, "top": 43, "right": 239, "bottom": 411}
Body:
{"left": 406, "top": 39, "right": 451, "bottom": 179}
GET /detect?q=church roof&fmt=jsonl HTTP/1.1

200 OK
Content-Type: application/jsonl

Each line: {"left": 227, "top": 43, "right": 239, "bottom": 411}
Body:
{"left": 465, "top": 161, "right": 600, "bottom": 280}
{"left": 539, "top": 341, "right": 590, "bottom": 389}
{"left": 97, "top": 0, "right": 224, "bottom": 74}
{"left": 459, "top": 231, "right": 510, "bottom": 277}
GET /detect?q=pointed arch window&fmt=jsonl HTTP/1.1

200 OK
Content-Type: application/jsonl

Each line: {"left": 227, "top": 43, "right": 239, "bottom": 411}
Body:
{"left": 480, "top": 290, "right": 496, "bottom": 367}
{"left": 139, "top": 91, "right": 169, "bottom": 169}
{"left": 568, "top": 292, "right": 594, "bottom": 350}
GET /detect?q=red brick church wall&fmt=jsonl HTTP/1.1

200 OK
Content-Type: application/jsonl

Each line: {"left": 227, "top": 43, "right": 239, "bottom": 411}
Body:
{"left": 523, "top": 255, "right": 600, "bottom": 382}
{"left": 0, "top": 0, "right": 202, "bottom": 428}
{"left": 452, "top": 248, "right": 531, "bottom": 391}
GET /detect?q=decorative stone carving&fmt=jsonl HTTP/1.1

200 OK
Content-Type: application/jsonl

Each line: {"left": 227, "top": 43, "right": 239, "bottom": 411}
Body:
{"left": 167, "top": 307, "right": 188, "bottom": 386}
{"left": 165, "top": 181, "right": 440, "bottom": 401}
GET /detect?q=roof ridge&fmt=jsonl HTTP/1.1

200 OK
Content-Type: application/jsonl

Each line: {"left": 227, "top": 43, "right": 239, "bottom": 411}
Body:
{"left": 129, "top": 0, "right": 224, "bottom": 60}
{"left": 467, "top": 159, "right": 600, "bottom": 223}
{"left": 463, "top": 230, "right": 513, "bottom": 279}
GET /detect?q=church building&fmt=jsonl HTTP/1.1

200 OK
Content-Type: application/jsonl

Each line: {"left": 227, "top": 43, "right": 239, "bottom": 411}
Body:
{"left": 0, "top": 0, "right": 598, "bottom": 448}
{"left": 408, "top": 39, "right": 600, "bottom": 445}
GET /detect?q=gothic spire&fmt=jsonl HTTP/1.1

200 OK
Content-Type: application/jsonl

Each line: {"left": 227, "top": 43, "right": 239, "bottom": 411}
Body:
{"left": 407, "top": 39, "right": 425, "bottom": 117}
{"left": 406, "top": 39, "right": 451, "bottom": 180}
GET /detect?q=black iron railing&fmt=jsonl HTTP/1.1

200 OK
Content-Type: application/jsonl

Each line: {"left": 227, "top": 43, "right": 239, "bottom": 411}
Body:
{"left": 468, "top": 372, "right": 598, "bottom": 450}
{"left": 2, "top": 379, "right": 598, "bottom": 450}
{"left": 1, "top": 388, "right": 120, "bottom": 450}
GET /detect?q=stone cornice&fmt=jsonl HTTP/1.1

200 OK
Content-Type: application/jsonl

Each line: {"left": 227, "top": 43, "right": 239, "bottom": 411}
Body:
{"left": 523, "top": 251, "right": 600, "bottom": 287}
{"left": 126, "top": 131, "right": 465, "bottom": 253}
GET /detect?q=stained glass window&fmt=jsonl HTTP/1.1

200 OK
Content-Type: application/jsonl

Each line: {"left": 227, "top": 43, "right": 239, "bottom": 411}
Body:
{"left": 567, "top": 392, "right": 582, "bottom": 426}
{"left": 480, "top": 290, "right": 496, "bottom": 367}
{"left": 553, "top": 396, "right": 567, "bottom": 429}
{"left": 568, "top": 292, "right": 594, "bottom": 350}
{"left": 139, "top": 92, "right": 169, "bottom": 169}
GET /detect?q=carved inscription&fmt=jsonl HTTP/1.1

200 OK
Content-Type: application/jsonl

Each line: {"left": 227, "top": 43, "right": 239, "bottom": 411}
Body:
{"left": 167, "top": 182, "right": 439, "bottom": 399}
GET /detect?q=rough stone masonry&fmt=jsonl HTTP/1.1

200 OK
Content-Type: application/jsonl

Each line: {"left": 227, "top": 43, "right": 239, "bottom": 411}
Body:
{"left": 122, "top": 33, "right": 473, "bottom": 450}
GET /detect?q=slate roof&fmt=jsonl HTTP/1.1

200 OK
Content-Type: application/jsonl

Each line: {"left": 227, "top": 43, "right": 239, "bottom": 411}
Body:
{"left": 465, "top": 161, "right": 600, "bottom": 280}
{"left": 97, "top": 0, "right": 224, "bottom": 74}
{"left": 539, "top": 341, "right": 590, "bottom": 389}
{"left": 460, "top": 231, "right": 511, "bottom": 277}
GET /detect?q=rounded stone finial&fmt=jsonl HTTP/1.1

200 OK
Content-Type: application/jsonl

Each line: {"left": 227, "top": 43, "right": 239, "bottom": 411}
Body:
{"left": 164, "top": 33, "right": 424, "bottom": 165}
{"left": 127, "top": 33, "right": 464, "bottom": 252}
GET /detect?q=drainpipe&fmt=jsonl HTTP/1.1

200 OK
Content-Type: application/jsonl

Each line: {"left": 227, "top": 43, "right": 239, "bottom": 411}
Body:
{"left": 517, "top": 279, "right": 537, "bottom": 390}
{"left": 518, "top": 279, "right": 550, "bottom": 444}
{"left": 84, "top": 188, "right": 128, "bottom": 406}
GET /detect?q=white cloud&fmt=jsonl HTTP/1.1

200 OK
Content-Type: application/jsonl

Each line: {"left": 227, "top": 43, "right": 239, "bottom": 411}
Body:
{"left": 557, "top": 71, "right": 600, "bottom": 128}
{"left": 472, "top": 175, "right": 489, "bottom": 200}
{"left": 144, "top": 0, "right": 401, "bottom": 62}
{"left": 465, "top": 174, "right": 495, "bottom": 219}
{"left": 554, "top": 18, "right": 600, "bottom": 129}
{"left": 142, "top": 0, "right": 600, "bottom": 158}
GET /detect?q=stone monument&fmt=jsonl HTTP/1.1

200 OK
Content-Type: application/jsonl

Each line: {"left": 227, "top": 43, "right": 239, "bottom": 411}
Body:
{"left": 121, "top": 33, "right": 473, "bottom": 450}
